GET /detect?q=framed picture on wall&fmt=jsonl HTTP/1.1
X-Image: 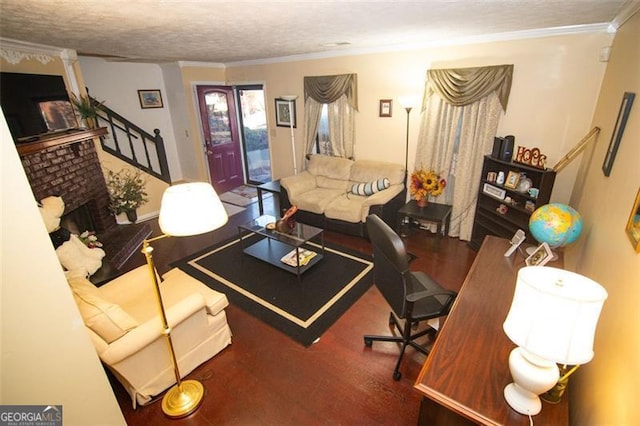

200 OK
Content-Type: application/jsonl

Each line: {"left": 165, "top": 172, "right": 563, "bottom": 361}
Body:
{"left": 275, "top": 98, "right": 296, "bottom": 128}
{"left": 603, "top": 91, "right": 635, "bottom": 176}
{"left": 379, "top": 99, "right": 392, "bottom": 117}
{"left": 137, "top": 89, "right": 163, "bottom": 109}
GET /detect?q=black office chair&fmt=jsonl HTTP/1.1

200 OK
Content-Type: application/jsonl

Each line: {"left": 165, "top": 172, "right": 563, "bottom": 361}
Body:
{"left": 364, "top": 214, "right": 457, "bottom": 380}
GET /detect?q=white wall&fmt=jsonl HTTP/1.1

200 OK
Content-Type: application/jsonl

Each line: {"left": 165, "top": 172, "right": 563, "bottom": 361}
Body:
{"left": 224, "top": 31, "right": 610, "bottom": 204}
{"left": 0, "top": 112, "right": 126, "bottom": 425}
{"left": 78, "top": 56, "right": 183, "bottom": 182}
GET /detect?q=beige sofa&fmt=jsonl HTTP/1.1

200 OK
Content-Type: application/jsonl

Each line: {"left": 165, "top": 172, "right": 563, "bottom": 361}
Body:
{"left": 280, "top": 154, "right": 406, "bottom": 236}
{"left": 67, "top": 265, "right": 232, "bottom": 408}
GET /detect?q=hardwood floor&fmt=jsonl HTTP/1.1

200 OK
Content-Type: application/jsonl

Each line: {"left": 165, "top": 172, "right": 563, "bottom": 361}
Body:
{"left": 111, "top": 195, "right": 477, "bottom": 425}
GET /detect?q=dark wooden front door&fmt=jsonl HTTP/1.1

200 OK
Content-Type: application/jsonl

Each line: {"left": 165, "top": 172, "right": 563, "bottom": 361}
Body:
{"left": 197, "top": 85, "right": 244, "bottom": 194}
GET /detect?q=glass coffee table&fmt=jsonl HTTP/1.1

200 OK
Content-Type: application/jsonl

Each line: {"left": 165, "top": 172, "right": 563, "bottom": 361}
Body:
{"left": 237, "top": 215, "right": 324, "bottom": 282}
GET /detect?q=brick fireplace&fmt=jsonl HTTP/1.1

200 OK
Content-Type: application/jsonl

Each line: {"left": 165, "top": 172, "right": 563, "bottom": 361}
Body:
{"left": 20, "top": 135, "right": 116, "bottom": 233}
{"left": 18, "top": 129, "right": 152, "bottom": 280}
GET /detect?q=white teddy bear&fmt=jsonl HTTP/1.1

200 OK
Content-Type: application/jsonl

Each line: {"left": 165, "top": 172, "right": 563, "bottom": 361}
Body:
{"left": 39, "top": 196, "right": 106, "bottom": 278}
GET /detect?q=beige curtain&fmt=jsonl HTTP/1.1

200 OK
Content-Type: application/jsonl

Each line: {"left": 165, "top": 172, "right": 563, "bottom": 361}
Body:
{"left": 304, "top": 74, "right": 358, "bottom": 162}
{"left": 424, "top": 65, "right": 513, "bottom": 112}
{"left": 415, "top": 64, "right": 512, "bottom": 240}
{"left": 327, "top": 95, "right": 355, "bottom": 158}
{"left": 304, "top": 97, "right": 323, "bottom": 159}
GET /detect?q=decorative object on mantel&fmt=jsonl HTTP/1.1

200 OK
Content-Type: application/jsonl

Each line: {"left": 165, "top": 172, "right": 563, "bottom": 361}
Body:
{"left": 105, "top": 168, "right": 149, "bottom": 223}
{"left": 514, "top": 146, "right": 548, "bottom": 169}
{"left": 410, "top": 169, "right": 446, "bottom": 207}
{"left": 70, "top": 92, "right": 103, "bottom": 129}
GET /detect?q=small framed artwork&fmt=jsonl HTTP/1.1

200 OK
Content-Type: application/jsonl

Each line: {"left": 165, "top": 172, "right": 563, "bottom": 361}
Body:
{"left": 504, "top": 171, "right": 521, "bottom": 189}
{"left": 275, "top": 98, "right": 296, "bottom": 128}
{"left": 625, "top": 187, "right": 640, "bottom": 253}
{"left": 525, "top": 242, "right": 554, "bottom": 266}
{"left": 379, "top": 99, "right": 392, "bottom": 117}
{"left": 137, "top": 89, "right": 163, "bottom": 109}
{"left": 603, "top": 92, "right": 635, "bottom": 176}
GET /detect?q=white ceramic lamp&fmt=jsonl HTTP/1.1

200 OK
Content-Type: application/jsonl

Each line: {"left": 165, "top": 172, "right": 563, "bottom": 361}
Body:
{"left": 503, "top": 266, "right": 607, "bottom": 416}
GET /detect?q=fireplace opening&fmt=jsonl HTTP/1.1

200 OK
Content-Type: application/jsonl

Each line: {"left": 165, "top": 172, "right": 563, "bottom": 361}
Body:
{"left": 60, "top": 202, "right": 96, "bottom": 236}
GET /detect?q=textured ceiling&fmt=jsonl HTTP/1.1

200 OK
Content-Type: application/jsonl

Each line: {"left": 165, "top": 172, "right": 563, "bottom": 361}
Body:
{"left": 0, "top": 0, "right": 637, "bottom": 64}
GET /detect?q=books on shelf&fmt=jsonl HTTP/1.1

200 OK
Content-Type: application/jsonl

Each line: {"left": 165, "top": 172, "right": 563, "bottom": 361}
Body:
{"left": 281, "top": 248, "right": 317, "bottom": 267}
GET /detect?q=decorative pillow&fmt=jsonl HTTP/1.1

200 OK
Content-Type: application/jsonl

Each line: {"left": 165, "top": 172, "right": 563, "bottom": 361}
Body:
{"left": 67, "top": 276, "right": 138, "bottom": 343}
{"left": 350, "top": 178, "right": 390, "bottom": 196}
{"left": 56, "top": 235, "right": 104, "bottom": 277}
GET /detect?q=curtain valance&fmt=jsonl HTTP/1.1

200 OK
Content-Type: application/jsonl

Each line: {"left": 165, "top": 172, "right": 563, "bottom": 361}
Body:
{"left": 304, "top": 73, "right": 358, "bottom": 110}
{"left": 424, "top": 64, "right": 513, "bottom": 111}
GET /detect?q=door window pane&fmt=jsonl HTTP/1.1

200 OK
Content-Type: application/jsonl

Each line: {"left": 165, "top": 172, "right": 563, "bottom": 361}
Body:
{"left": 205, "top": 92, "right": 231, "bottom": 145}
{"left": 238, "top": 87, "right": 271, "bottom": 183}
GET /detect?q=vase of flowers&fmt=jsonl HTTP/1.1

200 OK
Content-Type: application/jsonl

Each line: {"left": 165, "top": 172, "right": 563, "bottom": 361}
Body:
{"left": 105, "top": 169, "right": 148, "bottom": 223}
{"left": 410, "top": 169, "right": 446, "bottom": 207}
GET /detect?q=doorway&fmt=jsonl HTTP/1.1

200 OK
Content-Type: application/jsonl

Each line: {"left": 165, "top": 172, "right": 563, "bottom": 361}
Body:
{"left": 196, "top": 85, "right": 244, "bottom": 194}
{"left": 196, "top": 85, "right": 271, "bottom": 194}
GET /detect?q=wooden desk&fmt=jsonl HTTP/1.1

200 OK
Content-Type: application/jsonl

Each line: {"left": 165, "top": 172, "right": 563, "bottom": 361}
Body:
{"left": 415, "top": 236, "right": 568, "bottom": 425}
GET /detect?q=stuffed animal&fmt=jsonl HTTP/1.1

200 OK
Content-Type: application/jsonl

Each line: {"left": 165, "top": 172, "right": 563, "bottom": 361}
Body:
{"left": 38, "top": 196, "right": 105, "bottom": 278}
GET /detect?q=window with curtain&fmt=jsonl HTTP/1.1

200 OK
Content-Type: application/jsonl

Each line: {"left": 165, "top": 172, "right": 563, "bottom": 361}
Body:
{"left": 303, "top": 73, "right": 358, "bottom": 162}
{"left": 414, "top": 64, "right": 513, "bottom": 241}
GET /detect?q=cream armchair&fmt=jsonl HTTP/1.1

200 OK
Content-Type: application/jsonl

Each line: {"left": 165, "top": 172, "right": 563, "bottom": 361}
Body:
{"left": 67, "top": 265, "right": 232, "bottom": 408}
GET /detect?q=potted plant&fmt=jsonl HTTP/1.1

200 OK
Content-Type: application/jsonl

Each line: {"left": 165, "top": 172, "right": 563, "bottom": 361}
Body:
{"left": 410, "top": 169, "right": 447, "bottom": 207}
{"left": 105, "top": 169, "right": 149, "bottom": 223}
{"left": 70, "top": 92, "right": 102, "bottom": 129}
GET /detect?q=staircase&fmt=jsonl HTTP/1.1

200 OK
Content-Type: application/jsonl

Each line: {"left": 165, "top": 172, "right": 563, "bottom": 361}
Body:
{"left": 93, "top": 97, "right": 171, "bottom": 183}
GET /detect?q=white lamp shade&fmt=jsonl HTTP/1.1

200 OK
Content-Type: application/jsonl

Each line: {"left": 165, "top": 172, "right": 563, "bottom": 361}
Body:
{"left": 158, "top": 182, "right": 228, "bottom": 237}
{"left": 280, "top": 95, "right": 298, "bottom": 101}
{"left": 503, "top": 266, "right": 607, "bottom": 365}
{"left": 398, "top": 95, "right": 419, "bottom": 109}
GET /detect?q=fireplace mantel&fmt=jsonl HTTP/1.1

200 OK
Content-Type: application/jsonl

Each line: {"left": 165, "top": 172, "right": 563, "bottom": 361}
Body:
{"left": 16, "top": 127, "right": 108, "bottom": 156}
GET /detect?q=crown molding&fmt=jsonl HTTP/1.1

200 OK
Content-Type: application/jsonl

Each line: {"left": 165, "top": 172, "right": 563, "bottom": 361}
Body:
{"left": 179, "top": 61, "right": 226, "bottom": 69}
{"left": 0, "top": 37, "right": 71, "bottom": 65}
{"left": 609, "top": 0, "right": 640, "bottom": 31}
{"left": 224, "top": 23, "right": 611, "bottom": 67}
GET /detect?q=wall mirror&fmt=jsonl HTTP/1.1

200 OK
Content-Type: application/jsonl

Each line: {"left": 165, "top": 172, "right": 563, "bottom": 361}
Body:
{"left": 625, "top": 187, "right": 640, "bottom": 252}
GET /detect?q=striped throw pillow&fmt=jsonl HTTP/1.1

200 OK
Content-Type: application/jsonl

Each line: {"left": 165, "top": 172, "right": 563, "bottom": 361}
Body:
{"left": 351, "top": 178, "right": 390, "bottom": 196}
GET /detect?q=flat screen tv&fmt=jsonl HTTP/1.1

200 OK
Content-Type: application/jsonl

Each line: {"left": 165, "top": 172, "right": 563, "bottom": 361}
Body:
{"left": 0, "top": 72, "right": 78, "bottom": 142}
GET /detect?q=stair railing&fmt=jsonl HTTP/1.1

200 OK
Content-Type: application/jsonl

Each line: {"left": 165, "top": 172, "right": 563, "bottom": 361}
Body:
{"left": 93, "top": 98, "right": 171, "bottom": 183}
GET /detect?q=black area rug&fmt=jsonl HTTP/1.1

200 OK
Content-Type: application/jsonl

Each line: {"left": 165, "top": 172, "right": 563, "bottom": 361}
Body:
{"left": 172, "top": 234, "right": 373, "bottom": 346}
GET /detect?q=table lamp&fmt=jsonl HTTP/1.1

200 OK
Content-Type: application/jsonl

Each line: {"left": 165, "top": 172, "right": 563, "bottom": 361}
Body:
{"left": 142, "top": 182, "right": 228, "bottom": 418}
{"left": 502, "top": 266, "right": 607, "bottom": 416}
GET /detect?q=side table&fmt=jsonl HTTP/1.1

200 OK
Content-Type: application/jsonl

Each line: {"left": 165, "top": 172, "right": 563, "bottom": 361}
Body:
{"left": 256, "top": 180, "right": 281, "bottom": 215}
{"left": 397, "top": 200, "right": 452, "bottom": 240}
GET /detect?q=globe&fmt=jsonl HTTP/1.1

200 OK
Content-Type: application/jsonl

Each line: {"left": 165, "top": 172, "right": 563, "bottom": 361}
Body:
{"left": 529, "top": 203, "right": 583, "bottom": 249}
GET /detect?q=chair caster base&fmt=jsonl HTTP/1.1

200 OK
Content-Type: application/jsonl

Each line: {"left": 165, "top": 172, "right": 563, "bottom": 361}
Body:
{"left": 364, "top": 338, "right": 373, "bottom": 347}
{"left": 393, "top": 371, "right": 402, "bottom": 381}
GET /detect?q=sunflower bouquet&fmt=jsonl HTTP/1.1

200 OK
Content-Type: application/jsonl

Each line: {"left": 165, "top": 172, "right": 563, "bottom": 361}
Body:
{"left": 410, "top": 169, "right": 447, "bottom": 201}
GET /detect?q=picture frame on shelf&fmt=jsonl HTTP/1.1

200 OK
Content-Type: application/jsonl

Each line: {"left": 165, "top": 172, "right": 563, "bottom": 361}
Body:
{"left": 603, "top": 92, "right": 635, "bottom": 176}
{"left": 525, "top": 242, "right": 554, "bottom": 266}
{"left": 625, "top": 187, "right": 640, "bottom": 253}
{"left": 504, "top": 171, "right": 521, "bottom": 189}
{"left": 482, "top": 183, "right": 506, "bottom": 200}
{"left": 379, "top": 99, "right": 392, "bottom": 117}
{"left": 137, "top": 89, "right": 163, "bottom": 109}
{"left": 275, "top": 98, "right": 296, "bottom": 128}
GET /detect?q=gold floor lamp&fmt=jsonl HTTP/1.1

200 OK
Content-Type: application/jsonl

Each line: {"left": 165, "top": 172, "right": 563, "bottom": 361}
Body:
{"left": 142, "top": 182, "right": 228, "bottom": 418}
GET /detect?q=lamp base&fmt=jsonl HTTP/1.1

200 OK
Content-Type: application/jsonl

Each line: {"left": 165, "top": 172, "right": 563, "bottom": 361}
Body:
{"left": 504, "top": 382, "right": 542, "bottom": 415}
{"left": 161, "top": 379, "right": 204, "bottom": 419}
